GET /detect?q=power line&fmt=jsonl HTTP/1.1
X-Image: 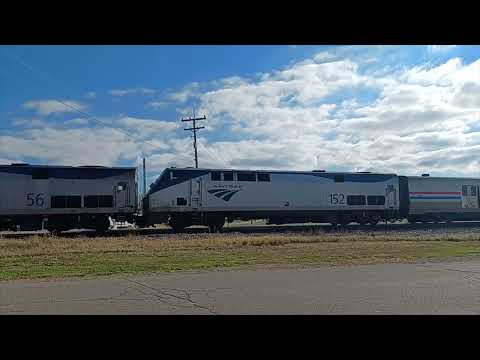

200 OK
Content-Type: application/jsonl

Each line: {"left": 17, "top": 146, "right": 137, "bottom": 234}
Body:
{"left": 0, "top": 48, "right": 164, "bottom": 151}
{"left": 1, "top": 48, "right": 231, "bottom": 169}
{"left": 197, "top": 140, "right": 229, "bottom": 168}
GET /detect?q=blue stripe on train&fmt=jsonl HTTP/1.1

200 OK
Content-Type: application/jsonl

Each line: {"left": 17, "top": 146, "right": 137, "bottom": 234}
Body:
{"left": 410, "top": 196, "right": 462, "bottom": 200}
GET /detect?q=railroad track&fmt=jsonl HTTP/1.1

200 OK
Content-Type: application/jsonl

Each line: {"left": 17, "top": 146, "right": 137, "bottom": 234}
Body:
{"left": 3, "top": 221, "right": 480, "bottom": 239}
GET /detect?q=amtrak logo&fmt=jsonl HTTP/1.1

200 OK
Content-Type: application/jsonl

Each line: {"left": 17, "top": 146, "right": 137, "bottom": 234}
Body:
{"left": 208, "top": 188, "right": 241, "bottom": 201}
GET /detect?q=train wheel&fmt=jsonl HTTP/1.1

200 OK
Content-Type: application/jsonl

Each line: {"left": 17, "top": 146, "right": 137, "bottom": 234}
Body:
{"left": 94, "top": 216, "right": 111, "bottom": 233}
{"left": 47, "top": 228, "right": 59, "bottom": 236}
{"left": 169, "top": 221, "right": 186, "bottom": 233}
{"left": 207, "top": 220, "right": 225, "bottom": 233}
{"left": 208, "top": 224, "right": 224, "bottom": 233}
{"left": 171, "top": 225, "right": 186, "bottom": 232}
{"left": 168, "top": 215, "right": 189, "bottom": 233}
{"left": 368, "top": 219, "right": 379, "bottom": 226}
{"left": 47, "top": 226, "right": 68, "bottom": 236}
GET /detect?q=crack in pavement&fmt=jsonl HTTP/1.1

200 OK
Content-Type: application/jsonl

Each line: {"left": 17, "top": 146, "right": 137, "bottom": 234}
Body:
{"left": 0, "top": 288, "right": 146, "bottom": 310}
{"left": 119, "top": 277, "right": 218, "bottom": 314}
{"left": 0, "top": 281, "right": 231, "bottom": 314}
{"left": 417, "top": 264, "right": 480, "bottom": 291}
{"left": 418, "top": 264, "right": 480, "bottom": 276}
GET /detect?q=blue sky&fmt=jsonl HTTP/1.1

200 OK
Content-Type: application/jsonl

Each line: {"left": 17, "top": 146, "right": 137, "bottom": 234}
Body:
{"left": 1, "top": 45, "right": 480, "bottom": 187}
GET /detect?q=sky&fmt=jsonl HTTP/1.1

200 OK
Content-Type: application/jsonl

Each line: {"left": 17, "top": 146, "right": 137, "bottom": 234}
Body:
{"left": 1, "top": 45, "right": 480, "bottom": 189}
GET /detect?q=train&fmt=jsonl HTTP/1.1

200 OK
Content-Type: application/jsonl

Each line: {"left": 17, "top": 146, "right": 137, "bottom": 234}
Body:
{"left": 142, "top": 167, "right": 480, "bottom": 231}
{"left": 2, "top": 163, "right": 480, "bottom": 233}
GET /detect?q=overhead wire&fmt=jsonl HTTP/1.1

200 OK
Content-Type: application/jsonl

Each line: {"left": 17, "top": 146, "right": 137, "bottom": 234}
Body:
{"left": 0, "top": 48, "right": 165, "bottom": 151}
{"left": 1, "top": 47, "right": 231, "bottom": 169}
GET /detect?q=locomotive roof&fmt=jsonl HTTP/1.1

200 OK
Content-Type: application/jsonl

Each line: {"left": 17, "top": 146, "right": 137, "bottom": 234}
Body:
{"left": 165, "top": 167, "right": 396, "bottom": 175}
{"left": 407, "top": 175, "right": 480, "bottom": 181}
{"left": 0, "top": 163, "right": 136, "bottom": 170}
{"left": 0, "top": 164, "right": 136, "bottom": 180}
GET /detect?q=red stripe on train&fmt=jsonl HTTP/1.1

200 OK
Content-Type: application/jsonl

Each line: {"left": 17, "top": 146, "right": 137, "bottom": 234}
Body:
{"left": 409, "top": 192, "right": 461, "bottom": 194}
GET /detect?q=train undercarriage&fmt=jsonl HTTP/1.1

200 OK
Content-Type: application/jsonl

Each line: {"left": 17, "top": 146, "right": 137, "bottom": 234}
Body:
{"left": 0, "top": 213, "right": 134, "bottom": 233}
{"left": 146, "top": 209, "right": 403, "bottom": 233}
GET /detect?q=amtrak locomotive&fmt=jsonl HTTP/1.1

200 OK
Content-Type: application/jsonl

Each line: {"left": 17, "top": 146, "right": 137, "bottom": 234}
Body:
{"left": 0, "top": 164, "right": 137, "bottom": 232}
{"left": 142, "top": 167, "right": 410, "bottom": 232}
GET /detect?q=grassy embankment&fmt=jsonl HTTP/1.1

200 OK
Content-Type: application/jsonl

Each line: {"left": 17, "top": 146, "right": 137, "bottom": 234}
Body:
{"left": 2, "top": 231, "right": 480, "bottom": 281}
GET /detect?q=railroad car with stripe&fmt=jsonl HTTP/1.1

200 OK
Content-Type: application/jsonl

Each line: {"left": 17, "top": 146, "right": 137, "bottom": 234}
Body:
{"left": 143, "top": 167, "right": 409, "bottom": 231}
{"left": 406, "top": 175, "right": 480, "bottom": 223}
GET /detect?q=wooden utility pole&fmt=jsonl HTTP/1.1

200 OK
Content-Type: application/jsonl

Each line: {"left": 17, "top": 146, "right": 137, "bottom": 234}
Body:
{"left": 182, "top": 114, "right": 206, "bottom": 168}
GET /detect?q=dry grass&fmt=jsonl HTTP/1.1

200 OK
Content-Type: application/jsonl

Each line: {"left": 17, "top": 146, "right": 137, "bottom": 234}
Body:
{"left": 2, "top": 231, "right": 480, "bottom": 281}
{"left": 3, "top": 230, "right": 480, "bottom": 257}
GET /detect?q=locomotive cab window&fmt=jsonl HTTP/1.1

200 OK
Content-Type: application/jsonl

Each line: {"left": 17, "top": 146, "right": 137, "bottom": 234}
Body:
{"left": 462, "top": 185, "right": 468, "bottom": 196}
{"left": 334, "top": 175, "right": 344, "bottom": 183}
{"left": 171, "top": 170, "right": 191, "bottom": 180}
{"left": 223, "top": 172, "right": 234, "bottom": 181}
{"left": 472, "top": 186, "right": 477, "bottom": 196}
{"left": 211, "top": 172, "right": 221, "bottom": 181}
{"left": 159, "top": 171, "right": 170, "bottom": 182}
{"left": 347, "top": 195, "right": 366, "bottom": 205}
{"left": 237, "top": 172, "right": 256, "bottom": 181}
{"left": 257, "top": 173, "right": 270, "bottom": 182}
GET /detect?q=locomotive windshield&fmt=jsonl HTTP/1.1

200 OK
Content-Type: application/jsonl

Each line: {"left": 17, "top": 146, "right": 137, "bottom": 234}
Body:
{"left": 150, "top": 169, "right": 171, "bottom": 189}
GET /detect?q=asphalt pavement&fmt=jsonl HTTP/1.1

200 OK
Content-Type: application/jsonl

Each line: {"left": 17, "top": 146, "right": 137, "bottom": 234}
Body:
{"left": 2, "top": 260, "right": 480, "bottom": 314}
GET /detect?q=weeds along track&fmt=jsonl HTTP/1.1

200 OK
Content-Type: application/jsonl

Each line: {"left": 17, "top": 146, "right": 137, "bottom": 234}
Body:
{"left": 4, "top": 222, "right": 480, "bottom": 240}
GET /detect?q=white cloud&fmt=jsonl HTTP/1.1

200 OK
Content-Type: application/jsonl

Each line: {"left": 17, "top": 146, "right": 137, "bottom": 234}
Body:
{"left": 428, "top": 45, "right": 457, "bottom": 53}
{"left": 168, "top": 82, "right": 200, "bottom": 103}
{"left": 400, "top": 58, "right": 464, "bottom": 86}
{"left": 453, "top": 82, "right": 480, "bottom": 108}
{"left": 7, "top": 47, "right": 480, "bottom": 181}
{"left": 114, "top": 116, "right": 178, "bottom": 142}
{"left": 313, "top": 51, "right": 337, "bottom": 63}
{"left": 0, "top": 128, "right": 138, "bottom": 166}
{"left": 0, "top": 158, "right": 22, "bottom": 165}
{"left": 13, "top": 118, "right": 47, "bottom": 128}
{"left": 64, "top": 118, "right": 90, "bottom": 126}
{"left": 23, "top": 100, "right": 86, "bottom": 116}
{"left": 187, "top": 50, "right": 480, "bottom": 177}
{"left": 147, "top": 101, "right": 169, "bottom": 110}
{"left": 1, "top": 115, "right": 181, "bottom": 167}
{"left": 85, "top": 91, "right": 96, "bottom": 99}
{"left": 109, "top": 88, "right": 156, "bottom": 96}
